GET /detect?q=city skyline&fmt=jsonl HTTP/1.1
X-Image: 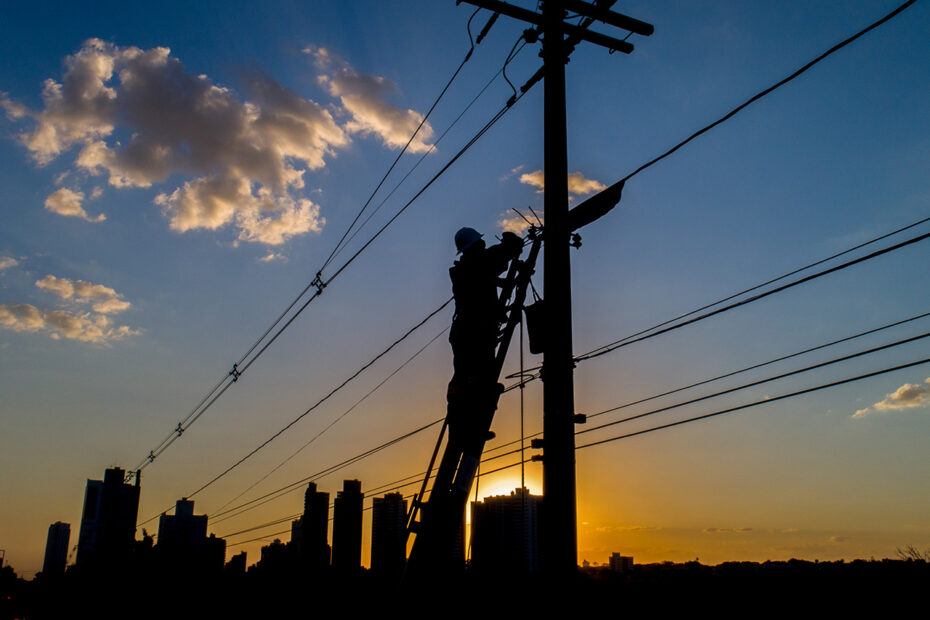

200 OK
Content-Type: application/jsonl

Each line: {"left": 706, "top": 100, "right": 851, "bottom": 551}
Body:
{"left": 1, "top": 0, "right": 929, "bottom": 576}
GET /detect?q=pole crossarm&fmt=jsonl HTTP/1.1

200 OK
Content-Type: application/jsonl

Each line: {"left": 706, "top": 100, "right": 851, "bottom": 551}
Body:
{"left": 460, "top": 0, "right": 653, "bottom": 53}
{"left": 563, "top": 0, "right": 653, "bottom": 36}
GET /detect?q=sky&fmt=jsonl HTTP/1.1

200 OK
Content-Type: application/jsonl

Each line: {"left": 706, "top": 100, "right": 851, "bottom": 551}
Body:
{"left": 1, "top": 0, "right": 929, "bottom": 576}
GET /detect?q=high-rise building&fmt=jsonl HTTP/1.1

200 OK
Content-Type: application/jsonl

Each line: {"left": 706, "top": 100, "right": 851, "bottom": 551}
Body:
{"left": 371, "top": 492, "right": 408, "bottom": 578}
{"left": 156, "top": 498, "right": 226, "bottom": 573}
{"left": 42, "top": 521, "right": 70, "bottom": 576}
{"left": 608, "top": 552, "right": 633, "bottom": 572}
{"left": 257, "top": 539, "right": 289, "bottom": 572}
{"left": 332, "top": 479, "right": 363, "bottom": 572}
{"left": 291, "top": 482, "right": 330, "bottom": 570}
{"left": 158, "top": 498, "right": 207, "bottom": 547}
{"left": 225, "top": 551, "right": 247, "bottom": 575}
{"left": 76, "top": 467, "right": 140, "bottom": 568}
{"left": 470, "top": 487, "right": 542, "bottom": 574}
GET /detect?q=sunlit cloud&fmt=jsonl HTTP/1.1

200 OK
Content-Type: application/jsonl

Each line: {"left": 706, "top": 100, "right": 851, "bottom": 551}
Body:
{"left": 852, "top": 377, "right": 930, "bottom": 418}
{"left": 497, "top": 211, "right": 542, "bottom": 235}
{"left": 0, "top": 304, "right": 45, "bottom": 332}
{"left": 1, "top": 274, "right": 138, "bottom": 342}
{"left": 35, "top": 274, "right": 131, "bottom": 314}
{"left": 309, "top": 45, "right": 434, "bottom": 153}
{"left": 44, "top": 188, "right": 105, "bottom": 222}
{"left": 518, "top": 169, "right": 607, "bottom": 196}
{"left": 499, "top": 164, "right": 525, "bottom": 181}
{"left": 5, "top": 38, "right": 348, "bottom": 245}
{"left": 0, "top": 256, "right": 19, "bottom": 271}
{"left": 0, "top": 92, "right": 29, "bottom": 119}
{"left": 0, "top": 303, "right": 139, "bottom": 343}
{"left": 153, "top": 171, "right": 324, "bottom": 245}
{"left": 259, "top": 251, "right": 287, "bottom": 263}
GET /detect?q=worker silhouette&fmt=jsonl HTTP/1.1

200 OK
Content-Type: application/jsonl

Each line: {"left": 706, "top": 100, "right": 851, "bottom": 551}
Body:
{"left": 446, "top": 227, "right": 523, "bottom": 434}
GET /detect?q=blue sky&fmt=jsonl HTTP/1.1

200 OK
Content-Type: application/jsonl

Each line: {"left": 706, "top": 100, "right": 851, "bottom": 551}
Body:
{"left": 1, "top": 0, "right": 928, "bottom": 574}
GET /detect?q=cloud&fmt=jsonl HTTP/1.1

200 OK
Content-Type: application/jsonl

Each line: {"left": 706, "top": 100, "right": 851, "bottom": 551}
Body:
{"left": 519, "top": 170, "right": 545, "bottom": 192}
{"left": 1, "top": 274, "right": 137, "bottom": 343}
{"left": 499, "top": 164, "right": 525, "bottom": 182}
{"left": 0, "top": 256, "right": 19, "bottom": 271}
{"left": 518, "top": 169, "right": 607, "bottom": 197}
{"left": 35, "top": 274, "right": 131, "bottom": 314}
{"left": 0, "top": 303, "right": 139, "bottom": 343}
{"left": 852, "top": 378, "right": 930, "bottom": 418}
{"left": 0, "top": 92, "right": 29, "bottom": 119}
{"left": 259, "top": 251, "right": 287, "bottom": 263}
{"left": 44, "top": 188, "right": 106, "bottom": 222}
{"left": 874, "top": 378, "right": 930, "bottom": 410}
{"left": 6, "top": 39, "right": 350, "bottom": 245}
{"left": 497, "top": 211, "right": 542, "bottom": 235}
{"left": 154, "top": 171, "right": 324, "bottom": 245}
{"left": 0, "top": 304, "right": 45, "bottom": 331}
{"left": 310, "top": 46, "right": 434, "bottom": 153}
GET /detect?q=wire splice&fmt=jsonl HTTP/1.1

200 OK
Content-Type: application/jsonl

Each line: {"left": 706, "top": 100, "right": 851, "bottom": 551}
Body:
{"left": 311, "top": 272, "right": 326, "bottom": 295}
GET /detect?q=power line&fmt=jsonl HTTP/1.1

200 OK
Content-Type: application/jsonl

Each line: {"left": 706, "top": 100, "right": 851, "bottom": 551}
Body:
{"left": 222, "top": 458, "right": 528, "bottom": 548}
{"left": 206, "top": 418, "right": 444, "bottom": 526}
{"left": 213, "top": 326, "right": 449, "bottom": 514}
{"left": 577, "top": 330, "right": 930, "bottom": 438}
{"left": 576, "top": 356, "right": 930, "bottom": 451}
{"left": 320, "top": 8, "right": 496, "bottom": 271}
{"left": 212, "top": 327, "right": 930, "bottom": 543}
{"left": 158, "top": 0, "right": 922, "bottom": 539}
{"left": 614, "top": 0, "right": 918, "bottom": 186}
{"left": 325, "top": 36, "right": 528, "bottom": 267}
{"left": 506, "top": 215, "right": 930, "bottom": 383}
{"left": 200, "top": 62, "right": 542, "bottom": 499}
{"left": 576, "top": 229, "right": 930, "bottom": 363}
{"left": 486, "top": 309, "right": 930, "bottom": 456}
{"left": 129, "top": 12, "right": 515, "bottom": 475}
{"left": 211, "top": 306, "right": 930, "bottom": 532}
{"left": 138, "top": 299, "right": 449, "bottom": 529}
{"left": 323, "top": 80, "right": 536, "bottom": 287}
{"left": 585, "top": 311, "right": 930, "bottom": 420}
{"left": 578, "top": 215, "right": 930, "bottom": 362}
{"left": 184, "top": 300, "right": 453, "bottom": 500}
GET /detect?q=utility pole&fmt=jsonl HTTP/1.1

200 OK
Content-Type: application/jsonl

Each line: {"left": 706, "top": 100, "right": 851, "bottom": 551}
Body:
{"left": 541, "top": 0, "right": 575, "bottom": 577}
{"left": 458, "top": 0, "right": 652, "bottom": 577}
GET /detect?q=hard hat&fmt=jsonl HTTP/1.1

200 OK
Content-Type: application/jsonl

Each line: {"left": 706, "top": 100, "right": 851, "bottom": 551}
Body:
{"left": 454, "top": 227, "right": 483, "bottom": 253}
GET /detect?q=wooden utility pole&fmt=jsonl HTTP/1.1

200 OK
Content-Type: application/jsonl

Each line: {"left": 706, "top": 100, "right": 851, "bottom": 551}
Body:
{"left": 540, "top": 0, "right": 576, "bottom": 576}
{"left": 458, "top": 0, "right": 652, "bottom": 576}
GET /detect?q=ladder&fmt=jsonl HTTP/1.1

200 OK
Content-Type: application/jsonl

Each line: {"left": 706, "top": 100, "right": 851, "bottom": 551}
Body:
{"left": 405, "top": 231, "right": 542, "bottom": 576}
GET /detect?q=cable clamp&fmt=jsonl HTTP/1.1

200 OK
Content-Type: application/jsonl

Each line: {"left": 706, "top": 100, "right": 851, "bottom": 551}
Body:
{"left": 312, "top": 272, "right": 327, "bottom": 294}
{"left": 148, "top": 451, "right": 155, "bottom": 463}
{"left": 229, "top": 362, "right": 241, "bottom": 382}
{"left": 175, "top": 423, "right": 184, "bottom": 437}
